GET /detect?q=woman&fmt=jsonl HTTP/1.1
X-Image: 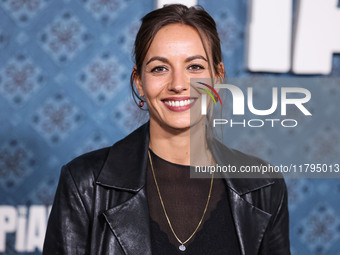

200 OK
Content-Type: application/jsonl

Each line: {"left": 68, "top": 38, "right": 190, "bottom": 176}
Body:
{"left": 43, "top": 4, "right": 290, "bottom": 255}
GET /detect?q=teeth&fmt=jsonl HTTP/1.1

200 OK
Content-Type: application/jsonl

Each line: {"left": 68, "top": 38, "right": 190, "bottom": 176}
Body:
{"left": 164, "top": 99, "right": 194, "bottom": 107}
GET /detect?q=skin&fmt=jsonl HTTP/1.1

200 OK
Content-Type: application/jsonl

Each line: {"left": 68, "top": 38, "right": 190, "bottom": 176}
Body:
{"left": 134, "top": 23, "right": 224, "bottom": 165}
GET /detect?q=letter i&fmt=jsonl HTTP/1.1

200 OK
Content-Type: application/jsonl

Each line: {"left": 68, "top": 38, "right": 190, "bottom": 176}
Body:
{"left": 15, "top": 206, "right": 27, "bottom": 252}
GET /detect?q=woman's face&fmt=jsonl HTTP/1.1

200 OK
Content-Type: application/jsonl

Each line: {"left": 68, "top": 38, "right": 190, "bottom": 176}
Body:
{"left": 135, "top": 23, "right": 215, "bottom": 131}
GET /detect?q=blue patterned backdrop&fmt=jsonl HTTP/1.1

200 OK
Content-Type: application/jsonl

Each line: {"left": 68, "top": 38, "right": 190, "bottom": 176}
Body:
{"left": 0, "top": 0, "right": 339, "bottom": 254}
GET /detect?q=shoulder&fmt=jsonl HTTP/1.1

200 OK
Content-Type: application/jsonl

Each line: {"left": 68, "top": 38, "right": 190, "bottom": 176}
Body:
{"left": 224, "top": 145, "right": 288, "bottom": 215}
{"left": 63, "top": 122, "right": 148, "bottom": 179}
{"left": 211, "top": 138, "right": 282, "bottom": 177}
{"left": 210, "top": 138, "right": 265, "bottom": 165}
{"left": 64, "top": 146, "right": 112, "bottom": 183}
{"left": 60, "top": 121, "right": 150, "bottom": 190}
{"left": 226, "top": 146, "right": 288, "bottom": 211}
{"left": 54, "top": 147, "right": 113, "bottom": 207}
{"left": 224, "top": 145, "right": 269, "bottom": 167}
{"left": 210, "top": 138, "right": 286, "bottom": 196}
{"left": 227, "top": 145, "right": 285, "bottom": 180}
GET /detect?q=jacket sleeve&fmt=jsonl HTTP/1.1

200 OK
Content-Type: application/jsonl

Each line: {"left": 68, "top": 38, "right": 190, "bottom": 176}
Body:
{"left": 267, "top": 178, "right": 291, "bottom": 255}
{"left": 43, "top": 165, "right": 91, "bottom": 255}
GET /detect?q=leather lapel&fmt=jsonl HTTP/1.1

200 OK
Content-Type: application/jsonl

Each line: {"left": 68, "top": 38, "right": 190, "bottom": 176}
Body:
{"left": 209, "top": 138, "right": 274, "bottom": 255}
{"left": 228, "top": 189, "right": 271, "bottom": 255}
{"left": 96, "top": 122, "right": 151, "bottom": 255}
{"left": 102, "top": 188, "right": 151, "bottom": 255}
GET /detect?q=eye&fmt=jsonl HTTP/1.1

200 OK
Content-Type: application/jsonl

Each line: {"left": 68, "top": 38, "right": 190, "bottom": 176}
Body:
{"left": 188, "top": 64, "right": 205, "bottom": 71}
{"left": 151, "top": 66, "right": 168, "bottom": 73}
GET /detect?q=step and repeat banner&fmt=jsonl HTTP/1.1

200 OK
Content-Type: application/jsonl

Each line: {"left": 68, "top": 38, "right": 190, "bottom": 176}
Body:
{"left": 0, "top": 0, "right": 339, "bottom": 254}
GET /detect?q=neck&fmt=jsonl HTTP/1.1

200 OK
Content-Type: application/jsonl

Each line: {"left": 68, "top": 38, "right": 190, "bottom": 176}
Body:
{"left": 149, "top": 119, "right": 213, "bottom": 166}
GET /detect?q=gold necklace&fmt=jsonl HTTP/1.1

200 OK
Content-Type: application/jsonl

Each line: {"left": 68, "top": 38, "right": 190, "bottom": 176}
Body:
{"left": 148, "top": 150, "right": 214, "bottom": 252}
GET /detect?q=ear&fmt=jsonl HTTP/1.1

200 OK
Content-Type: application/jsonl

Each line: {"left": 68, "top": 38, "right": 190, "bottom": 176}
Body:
{"left": 214, "top": 62, "right": 225, "bottom": 93}
{"left": 215, "top": 62, "right": 225, "bottom": 81}
{"left": 133, "top": 66, "right": 144, "bottom": 97}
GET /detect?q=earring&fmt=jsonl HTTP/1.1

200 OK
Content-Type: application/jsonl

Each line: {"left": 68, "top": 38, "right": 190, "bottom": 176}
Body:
{"left": 138, "top": 99, "right": 144, "bottom": 108}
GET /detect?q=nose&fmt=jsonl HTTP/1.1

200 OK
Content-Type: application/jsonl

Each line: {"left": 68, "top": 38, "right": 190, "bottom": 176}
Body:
{"left": 168, "top": 68, "right": 190, "bottom": 93}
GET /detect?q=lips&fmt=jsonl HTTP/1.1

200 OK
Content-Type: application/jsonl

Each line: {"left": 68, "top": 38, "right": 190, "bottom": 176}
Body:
{"left": 162, "top": 97, "right": 196, "bottom": 112}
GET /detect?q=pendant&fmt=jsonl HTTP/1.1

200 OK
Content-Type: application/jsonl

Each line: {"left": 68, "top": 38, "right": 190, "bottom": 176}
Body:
{"left": 179, "top": 244, "right": 186, "bottom": 251}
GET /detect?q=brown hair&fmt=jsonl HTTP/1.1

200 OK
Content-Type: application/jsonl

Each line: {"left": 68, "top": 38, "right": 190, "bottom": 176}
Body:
{"left": 130, "top": 4, "right": 224, "bottom": 106}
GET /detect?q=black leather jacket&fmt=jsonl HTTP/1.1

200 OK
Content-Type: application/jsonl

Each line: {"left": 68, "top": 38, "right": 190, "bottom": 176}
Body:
{"left": 43, "top": 122, "right": 290, "bottom": 255}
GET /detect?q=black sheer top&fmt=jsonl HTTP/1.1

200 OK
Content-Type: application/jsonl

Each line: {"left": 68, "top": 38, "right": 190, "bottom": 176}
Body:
{"left": 147, "top": 150, "right": 241, "bottom": 254}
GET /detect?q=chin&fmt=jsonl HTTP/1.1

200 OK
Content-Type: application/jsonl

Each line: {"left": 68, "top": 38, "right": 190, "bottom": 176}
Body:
{"left": 159, "top": 119, "right": 190, "bottom": 131}
{"left": 169, "top": 122, "right": 191, "bottom": 131}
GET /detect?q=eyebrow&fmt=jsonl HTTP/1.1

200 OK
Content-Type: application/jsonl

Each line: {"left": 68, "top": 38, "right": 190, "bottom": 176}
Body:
{"left": 145, "top": 55, "right": 208, "bottom": 66}
{"left": 146, "top": 56, "right": 169, "bottom": 66}
{"left": 185, "top": 55, "right": 208, "bottom": 63}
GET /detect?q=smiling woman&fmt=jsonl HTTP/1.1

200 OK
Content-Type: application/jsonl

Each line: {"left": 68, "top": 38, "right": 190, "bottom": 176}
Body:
{"left": 134, "top": 23, "right": 214, "bottom": 153}
{"left": 43, "top": 4, "right": 291, "bottom": 255}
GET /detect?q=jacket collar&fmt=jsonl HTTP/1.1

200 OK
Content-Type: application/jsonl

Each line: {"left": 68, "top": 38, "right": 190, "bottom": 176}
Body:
{"left": 96, "top": 122, "right": 149, "bottom": 192}
{"left": 96, "top": 121, "right": 274, "bottom": 195}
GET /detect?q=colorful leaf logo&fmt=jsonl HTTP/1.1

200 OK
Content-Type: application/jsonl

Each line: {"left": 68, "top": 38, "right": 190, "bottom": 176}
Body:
{"left": 197, "top": 82, "right": 222, "bottom": 106}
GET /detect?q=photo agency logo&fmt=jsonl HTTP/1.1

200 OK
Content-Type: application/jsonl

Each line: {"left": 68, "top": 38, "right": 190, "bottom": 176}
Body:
{"left": 197, "top": 80, "right": 312, "bottom": 128}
